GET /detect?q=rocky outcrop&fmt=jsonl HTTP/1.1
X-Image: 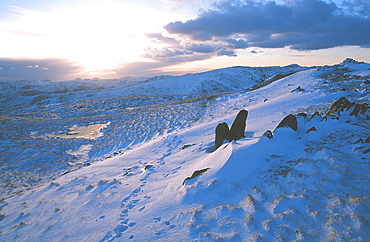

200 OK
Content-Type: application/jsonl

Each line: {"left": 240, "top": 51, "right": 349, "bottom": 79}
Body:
{"left": 274, "top": 114, "right": 298, "bottom": 131}
{"left": 326, "top": 97, "right": 369, "bottom": 117}
{"left": 215, "top": 122, "right": 231, "bottom": 149}
{"left": 215, "top": 110, "right": 248, "bottom": 150}
{"left": 230, "top": 110, "right": 248, "bottom": 141}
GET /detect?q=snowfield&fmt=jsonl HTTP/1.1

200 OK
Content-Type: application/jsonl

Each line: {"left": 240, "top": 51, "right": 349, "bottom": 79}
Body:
{"left": 0, "top": 59, "right": 369, "bottom": 241}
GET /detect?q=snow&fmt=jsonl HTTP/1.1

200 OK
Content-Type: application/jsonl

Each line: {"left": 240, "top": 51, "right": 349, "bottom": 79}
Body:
{"left": 0, "top": 60, "right": 369, "bottom": 241}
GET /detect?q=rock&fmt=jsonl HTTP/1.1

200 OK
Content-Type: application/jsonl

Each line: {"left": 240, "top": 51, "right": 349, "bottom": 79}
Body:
{"left": 263, "top": 130, "right": 273, "bottom": 139}
{"left": 326, "top": 97, "right": 353, "bottom": 116}
{"left": 306, "top": 126, "right": 317, "bottom": 133}
{"left": 341, "top": 58, "right": 363, "bottom": 64}
{"left": 290, "top": 86, "right": 305, "bottom": 93}
{"left": 274, "top": 114, "right": 298, "bottom": 131}
{"left": 183, "top": 168, "right": 210, "bottom": 185}
{"left": 215, "top": 122, "right": 231, "bottom": 149}
{"left": 144, "top": 165, "right": 153, "bottom": 170}
{"left": 326, "top": 97, "right": 369, "bottom": 117}
{"left": 297, "top": 113, "right": 308, "bottom": 118}
{"left": 350, "top": 103, "right": 369, "bottom": 117}
{"left": 230, "top": 110, "right": 248, "bottom": 141}
{"left": 354, "top": 138, "right": 364, "bottom": 144}
{"left": 181, "top": 144, "right": 196, "bottom": 150}
{"left": 309, "top": 111, "right": 325, "bottom": 121}
{"left": 366, "top": 136, "right": 370, "bottom": 143}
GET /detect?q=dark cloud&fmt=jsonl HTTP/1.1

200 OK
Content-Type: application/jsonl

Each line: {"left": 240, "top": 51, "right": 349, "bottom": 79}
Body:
{"left": 0, "top": 58, "right": 82, "bottom": 81}
{"left": 164, "top": 0, "right": 370, "bottom": 50}
{"left": 225, "top": 38, "right": 249, "bottom": 49}
{"left": 145, "top": 47, "right": 193, "bottom": 59}
{"left": 187, "top": 43, "right": 217, "bottom": 53}
{"left": 217, "top": 49, "right": 237, "bottom": 57}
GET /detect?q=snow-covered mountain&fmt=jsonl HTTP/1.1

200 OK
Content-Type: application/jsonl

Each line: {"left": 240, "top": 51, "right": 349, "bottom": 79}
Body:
{"left": 0, "top": 59, "right": 369, "bottom": 241}
{"left": 0, "top": 64, "right": 305, "bottom": 107}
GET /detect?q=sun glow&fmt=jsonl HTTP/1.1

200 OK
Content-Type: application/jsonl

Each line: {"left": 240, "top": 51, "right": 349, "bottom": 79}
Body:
{"left": 0, "top": 0, "right": 175, "bottom": 76}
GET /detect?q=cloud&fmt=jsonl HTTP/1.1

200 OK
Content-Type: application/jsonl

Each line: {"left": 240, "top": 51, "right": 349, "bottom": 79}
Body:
{"left": 145, "top": 33, "right": 181, "bottom": 46}
{"left": 217, "top": 49, "right": 237, "bottom": 57}
{"left": 187, "top": 43, "right": 217, "bottom": 53}
{"left": 0, "top": 58, "right": 82, "bottom": 81}
{"left": 225, "top": 38, "right": 249, "bottom": 49}
{"left": 115, "top": 52, "right": 215, "bottom": 77}
{"left": 164, "top": 0, "right": 370, "bottom": 50}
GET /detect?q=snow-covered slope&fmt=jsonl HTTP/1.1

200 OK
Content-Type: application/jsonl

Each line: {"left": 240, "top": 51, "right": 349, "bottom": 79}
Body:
{"left": 0, "top": 59, "right": 369, "bottom": 241}
{"left": 0, "top": 64, "right": 305, "bottom": 107}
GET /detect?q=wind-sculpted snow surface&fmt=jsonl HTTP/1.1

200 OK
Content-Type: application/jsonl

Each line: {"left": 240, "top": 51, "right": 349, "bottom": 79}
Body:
{"left": 0, "top": 64, "right": 304, "bottom": 198}
{"left": 0, "top": 59, "right": 369, "bottom": 241}
{"left": 0, "top": 94, "right": 216, "bottom": 198}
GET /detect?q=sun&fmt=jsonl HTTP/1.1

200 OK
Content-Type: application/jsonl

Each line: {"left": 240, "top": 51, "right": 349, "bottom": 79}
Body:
{"left": 0, "top": 0, "right": 177, "bottom": 77}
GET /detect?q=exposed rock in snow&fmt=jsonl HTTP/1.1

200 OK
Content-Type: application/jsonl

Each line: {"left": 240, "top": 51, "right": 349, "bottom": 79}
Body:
{"left": 230, "top": 109, "right": 248, "bottom": 141}
{"left": 274, "top": 114, "right": 298, "bottom": 131}
{"left": 341, "top": 57, "right": 365, "bottom": 64}
{"left": 215, "top": 122, "right": 231, "bottom": 149}
{"left": 326, "top": 96, "right": 369, "bottom": 117}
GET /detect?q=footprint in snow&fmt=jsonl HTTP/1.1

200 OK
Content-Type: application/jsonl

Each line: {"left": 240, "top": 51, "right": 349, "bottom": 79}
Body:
{"left": 162, "top": 166, "right": 182, "bottom": 177}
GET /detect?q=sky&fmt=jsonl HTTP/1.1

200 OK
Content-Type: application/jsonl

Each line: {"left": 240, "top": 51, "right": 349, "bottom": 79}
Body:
{"left": 0, "top": 0, "right": 369, "bottom": 81}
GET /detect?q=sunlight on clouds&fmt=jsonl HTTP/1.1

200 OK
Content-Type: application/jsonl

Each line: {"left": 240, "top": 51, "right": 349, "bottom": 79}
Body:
{"left": 0, "top": 0, "right": 176, "bottom": 75}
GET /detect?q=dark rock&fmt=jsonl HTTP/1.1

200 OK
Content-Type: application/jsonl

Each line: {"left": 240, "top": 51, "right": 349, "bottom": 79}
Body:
{"left": 364, "top": 80, "right": 370, "bottom": 84}
{"left": 354, "top": 138, "right": 364, "bottom": 144}
{"left": 274, "top": 114, "right": 298, "bottom": 131}
{"left": 230, "top": 110, "right": 248, "bottom": 141}
{"left": 309, "top": 111, "right": 323, "bottom": 121}
{"left": 183, "top": 168, "right": 210, "bottom": 185}
{"left": 215, "top": 122, "right": 231, "bottom": 149}
{"left": 306, "top": 126, "right": 317, "bottom": 133}
{"left": 291, "top": 86, "right": 305, "bottom": 93}
{"left": 144, "top": 165, "right": 153, "bottom": 170}
{"left": 326, "top": 97, "right": 369, "bottom": 117}
{"left": 181, "top": 144, "right": 196, "bottom": 150}
{"left": 263, "top": 130, "right": 273, "bottom": 139}
{"left": 366, "top": 136, "right": 370, "bottom": 143}
{"left": 327, "top": 97, "right": 353, "bottom": 115}
{"left": 297, "top": 113, "right": 308, "bottom": 118}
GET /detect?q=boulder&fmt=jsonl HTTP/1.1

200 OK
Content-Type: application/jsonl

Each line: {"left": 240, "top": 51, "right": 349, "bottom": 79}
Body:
{"left": 215, "top": 122, "right": 231, "bottom": 149}
{"left": 274, "top": 114, "right": 298, "bottom": 131}
{"left": 230, "top": 109, "right": 248, "bottom": 141}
